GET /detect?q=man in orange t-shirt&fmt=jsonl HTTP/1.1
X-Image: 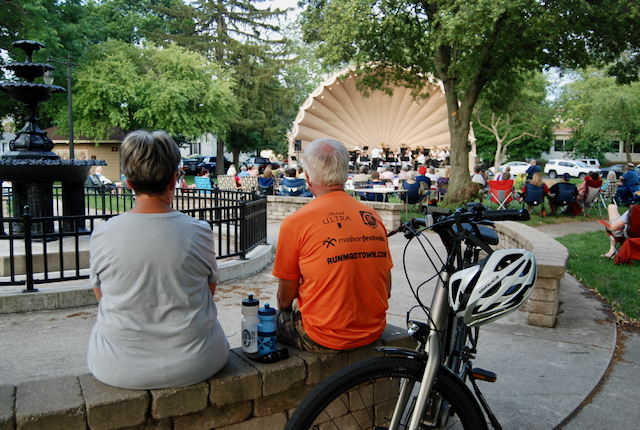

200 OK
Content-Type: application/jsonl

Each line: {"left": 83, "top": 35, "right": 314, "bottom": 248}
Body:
{"left": 273, "top": 138, "right": 393, "bottom": 352}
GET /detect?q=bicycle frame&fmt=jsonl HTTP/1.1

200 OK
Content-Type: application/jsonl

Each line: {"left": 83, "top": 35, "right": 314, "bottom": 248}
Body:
{"left": 381, "top": 205, "right": 529, "bottom": 430}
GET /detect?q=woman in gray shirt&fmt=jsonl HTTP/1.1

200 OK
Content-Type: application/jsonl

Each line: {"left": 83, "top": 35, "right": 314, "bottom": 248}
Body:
{"left": 87, "top": 130, "right": 229, "bottom": 389}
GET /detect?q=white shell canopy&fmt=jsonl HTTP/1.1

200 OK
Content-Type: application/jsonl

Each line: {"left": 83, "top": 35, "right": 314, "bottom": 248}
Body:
{"left": 290, "top": 69, "right": 455, "bottom": 154}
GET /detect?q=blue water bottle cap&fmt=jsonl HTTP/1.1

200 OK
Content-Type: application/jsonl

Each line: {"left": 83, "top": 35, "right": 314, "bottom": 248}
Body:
{"left": 259, "top": 303, "right": 276, "bottom": 316}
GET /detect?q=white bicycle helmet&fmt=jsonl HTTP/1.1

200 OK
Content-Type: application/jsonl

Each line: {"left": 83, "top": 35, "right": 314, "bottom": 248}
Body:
{"left": 448, "top": 249, "right": 537, "bottom": 327}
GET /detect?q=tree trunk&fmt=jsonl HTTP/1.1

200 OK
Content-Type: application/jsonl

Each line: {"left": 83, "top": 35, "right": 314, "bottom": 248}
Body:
{"left": 216, "top": 136, "right": 226, "bottom": 176}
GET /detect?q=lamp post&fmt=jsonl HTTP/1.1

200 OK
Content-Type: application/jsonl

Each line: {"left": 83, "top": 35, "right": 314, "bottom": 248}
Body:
{"left": 46, "top": 54, "right": 78, "bottom": 159}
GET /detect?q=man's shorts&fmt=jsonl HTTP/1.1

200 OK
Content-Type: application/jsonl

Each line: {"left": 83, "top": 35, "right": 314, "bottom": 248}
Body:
{"left": 276, "top": 304, "right": 338, "bottom": 354}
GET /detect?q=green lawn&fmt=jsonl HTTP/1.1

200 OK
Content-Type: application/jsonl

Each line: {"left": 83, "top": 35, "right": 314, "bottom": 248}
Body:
{"left": 557, "top": 231, "right": 640, "bottom": 323}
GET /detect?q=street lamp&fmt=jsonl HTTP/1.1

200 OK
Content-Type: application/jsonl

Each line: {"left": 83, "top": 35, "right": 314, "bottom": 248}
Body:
{"left": 47, "top": 54, "right": 78, "bottom": 159}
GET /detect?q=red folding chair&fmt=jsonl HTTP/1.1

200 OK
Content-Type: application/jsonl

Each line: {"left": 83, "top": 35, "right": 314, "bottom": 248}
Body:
{"left": 598, "top": 205, "right": 640, "bottom": 264}
{"left": 615, "top": 205, "right": 640, "bottom": 264}
{"left": 488, "top": 180, "right": 514, "bottom": 210}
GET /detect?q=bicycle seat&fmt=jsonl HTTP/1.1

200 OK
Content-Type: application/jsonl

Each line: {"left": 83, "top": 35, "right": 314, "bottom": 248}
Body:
{"left": 452, "top": 223, "right": 499, "bottom": 245}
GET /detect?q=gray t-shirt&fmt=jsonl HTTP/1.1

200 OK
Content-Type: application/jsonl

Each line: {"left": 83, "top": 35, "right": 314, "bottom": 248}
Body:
{"left": 87, "top": 211, "right": 229, "bottom": 389}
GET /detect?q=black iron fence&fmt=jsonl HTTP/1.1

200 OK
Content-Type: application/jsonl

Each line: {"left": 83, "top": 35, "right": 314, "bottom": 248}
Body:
{"left": 0, "top": 185, "right": 267, "bottom": 291}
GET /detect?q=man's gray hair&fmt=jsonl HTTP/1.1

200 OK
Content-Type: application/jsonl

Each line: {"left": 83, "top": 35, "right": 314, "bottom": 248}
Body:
{"left": 303, "top": 138, "right": 349, "bottom": 187}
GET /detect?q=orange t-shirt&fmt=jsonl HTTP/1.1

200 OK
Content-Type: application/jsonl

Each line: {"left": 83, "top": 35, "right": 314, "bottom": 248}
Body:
{"left": 272, "top": 191, "right": 393, "bottom": 350}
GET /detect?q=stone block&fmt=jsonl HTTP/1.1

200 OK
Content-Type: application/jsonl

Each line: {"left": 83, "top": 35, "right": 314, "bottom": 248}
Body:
{"left": 347, "top": 339, "right": 383, "bottom": 366}
{"left": 253, "top": 384, "right": 312, "bottom": 417}
{"left": 527, "top": 296, "right": 559, "bottom": 316}
{"left": 527, "top": 312, "right": 556, "bottom": 327}
{"left": 16, "top": 376, "right": 85, "bottom": 430}
{"left": 241, "top": 351, "right": 306, "bottom": 396}
{"left": 291, "top": 347, "right": 347, "bottom": 385}
{"left": 150, "top": 382, "right": 208, "bottom": 419}
{"left": 0, "top": 385, "right": 15, "bottom": 430}
{"left": 534, "top": 276, "right": 560, "bottom": 291}
{"left": 529, "top": 286, "right": 559, "bottom": 302}
{"left": 209, "top": 350, "right": 261, "bottom": 406}
{"left": 172, "top": 401, "right": 251, "bottom": 430}
{"left": 79, "top": 373, "right": 149, "bottom": 430}
{"left": 218, "top": 411, "right": 288, "bottom": 430}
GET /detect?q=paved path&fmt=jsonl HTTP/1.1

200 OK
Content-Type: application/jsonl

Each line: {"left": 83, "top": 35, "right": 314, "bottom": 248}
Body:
{"left": 0, "top": 219, "right": 635, "bottom": 429}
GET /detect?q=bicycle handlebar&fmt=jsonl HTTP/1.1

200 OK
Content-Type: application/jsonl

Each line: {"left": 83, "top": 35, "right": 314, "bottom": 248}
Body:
{"left": 406, "top": 208, "right": 529, "bottom": 230}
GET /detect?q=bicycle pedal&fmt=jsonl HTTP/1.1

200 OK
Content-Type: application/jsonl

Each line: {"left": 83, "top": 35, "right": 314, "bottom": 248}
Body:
{"left": 471, "top": 367, "right": 497, "bottom": 382}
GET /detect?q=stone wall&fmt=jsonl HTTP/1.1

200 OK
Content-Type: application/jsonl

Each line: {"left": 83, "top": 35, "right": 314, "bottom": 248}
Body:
{"left": 0, "top": 326, "right": 413, "bottom": 430}
{"left": 266, "top": 195, "right": 402, "bottom": 231}
{"left": 493, "top": 221, "right": 569, "bottom": 328}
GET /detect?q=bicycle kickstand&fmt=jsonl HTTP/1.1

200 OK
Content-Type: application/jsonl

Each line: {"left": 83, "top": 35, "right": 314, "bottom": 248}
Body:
{"left": 468, "top": 367, "right": 503, "bottom": 430}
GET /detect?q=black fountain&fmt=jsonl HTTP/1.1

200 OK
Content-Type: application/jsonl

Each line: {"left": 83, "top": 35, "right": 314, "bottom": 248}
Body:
{"left": 0, "top": 40, "right": 104, "bottom": 234}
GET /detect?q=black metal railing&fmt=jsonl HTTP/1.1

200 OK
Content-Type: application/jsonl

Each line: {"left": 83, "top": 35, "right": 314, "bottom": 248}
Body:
{"left": 0, "top": 185, "right": 267, "bottom": 291}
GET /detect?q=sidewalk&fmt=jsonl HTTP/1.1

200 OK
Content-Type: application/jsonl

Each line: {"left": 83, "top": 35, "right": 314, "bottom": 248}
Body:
{"left": 0, "top": 219, "right": 632, "bottom": 429}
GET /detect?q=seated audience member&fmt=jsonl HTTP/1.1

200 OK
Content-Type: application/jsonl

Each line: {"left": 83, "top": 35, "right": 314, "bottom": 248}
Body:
{"left": 495, "top": 166, "right": 511, "bottom": 181}
{"left": 227, "top": 165, "right": 241, "bottom": 188}
{"left": 280, "top": 168, "right": 308, "bottom": 196}
{"left": 400, "top": 171, "right": 428, "bottom": 211}
{"left": 615, "top": 163, "right": 640, "bottom": 204}
{"left": 258, "top": 167, "right": 275, "bottom": 195}
{"left": 238, "top": 165, "right": 250, "bottom": 177}
{"left": 365, "top": 170, "right": 386, "bottom": 202}
{"left": 602, "top": 170, "right": 619, "bottom": 203}
{"left": 519, "top": 172, "right": 550, "bottom": 213}
{"left": 297, "top": 167, "right": 307, "bottom": 180}
{"left": 175, "top": 168, "right": 188, "bottom": 192}
{"left": 602, "top": 204, "right": 632, "bottom": 258}
{"left": 398, "top": 165, "right": 410, "bottom": 180}
{"left": 249, "top": 165, "right": 260, "bottom": 176}
{"left": 87, "top": 130, "right": 229, "bottom": 390}
{"left": 549, "top": 173, "right": 578, "bottom": 215}
{"left": 273, "top": 138, "right": 392, "bottom": 352}
{"left": 577, "top": 171, "right": 603, "bottom": 201}
{"left": 471, "top": 165, "right": 487, "bottom": 202}
{"left": 501, "top": 171, "right": 512, "bottom": 181}
{"left": 426, "top": 167, "right": 440, "bottom": 183}
{"left": 380, "top": 166, "right": 395, "bottom": 180}
{"left": 415, "top": 166, "right": 432, "bottom": 189}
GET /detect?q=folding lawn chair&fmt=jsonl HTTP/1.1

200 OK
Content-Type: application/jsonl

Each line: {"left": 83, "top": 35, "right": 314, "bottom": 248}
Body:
{"left": 521, "top": 182, "right": 546, "bottom": 216}
{"left": 194, "top": 176, "right": 214, "bottom": 194}
{"left": 582, "top": 185, "right": 602, "bottom": 217}
{"left": 217, "top": 175, "right": 238, "bottom": 191}
{"left": 488, "top": 180, "right": 514, "bottom": 209}
{"left": 598, "top": 205, "right": 640, "bottom": 263}
{"left": 615, "top": 205, "right": 640, "bottom": 264}
{"left": 240, "top": 176, "right": 259, "bottom": 193}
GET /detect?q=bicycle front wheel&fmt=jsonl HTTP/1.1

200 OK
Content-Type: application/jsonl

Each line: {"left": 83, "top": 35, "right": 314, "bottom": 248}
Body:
{"left": 285, "top": 356, "right": 487, "bottom": 430}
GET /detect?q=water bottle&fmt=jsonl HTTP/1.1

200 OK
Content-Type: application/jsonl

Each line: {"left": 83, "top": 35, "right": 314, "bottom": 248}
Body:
{"left": 257, "top": 303, "right": 277, "bottom": 357}
{"left": 241, "top": 294, "right": 259, "bottom": 354}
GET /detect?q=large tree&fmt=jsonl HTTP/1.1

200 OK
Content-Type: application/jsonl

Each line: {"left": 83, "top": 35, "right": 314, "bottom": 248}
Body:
{"left": 474, "top": 73, "right": 554, "bottom": 169}
{"left": 300, "top": 0, "right": 630, "bottom": 204}
{"left": 148, "top": 0, "right": 292, "bottom": 173}
{"left": 65, "top": 40, "right": 239, "bottom": 141}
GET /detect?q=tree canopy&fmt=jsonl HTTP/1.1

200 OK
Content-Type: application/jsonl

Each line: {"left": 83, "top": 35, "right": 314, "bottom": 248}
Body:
{"left": 66, "top": 40, "right": 239, "bottom": 141}
{"left": 300, "top": 0, "right": 633, "bottom": 203}
{"left": 559, "top": 68, "right": 640, "bottom": 163}
{"left": 474, "top": 73, "right": 554, "bottom": 169}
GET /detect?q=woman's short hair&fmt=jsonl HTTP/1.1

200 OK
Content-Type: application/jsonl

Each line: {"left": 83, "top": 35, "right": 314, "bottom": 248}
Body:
{"left": 120, "top": 130, "right": 180, "bottom": 196}
{"left": 607, "top": 170, "right": 617, "bottom": 180}
{"left": 303, "top": 138, "right": 349, "bottom": 187}
{"left": 502, "top": 172, "right": 511, "bottom": 181}
{"left": 263, "top": 166, "right": 273, "bottom": 178}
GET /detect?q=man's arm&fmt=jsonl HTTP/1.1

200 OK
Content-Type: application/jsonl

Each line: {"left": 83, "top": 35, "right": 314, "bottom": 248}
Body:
{"left": 277, "top": 278, "right": 300, "bottom": 311}
{"left": 209, "top": 282, "right": 217, "bottom": 297}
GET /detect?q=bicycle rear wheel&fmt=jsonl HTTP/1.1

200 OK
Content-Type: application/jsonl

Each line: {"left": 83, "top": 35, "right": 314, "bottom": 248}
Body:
{"left": 285, "top": 356, "right": 487, "bottom": 430}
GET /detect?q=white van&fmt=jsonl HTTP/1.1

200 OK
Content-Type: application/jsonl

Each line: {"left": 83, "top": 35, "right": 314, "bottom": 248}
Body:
{"left": 577, "top": 158, "right": 601, "bottom": 169}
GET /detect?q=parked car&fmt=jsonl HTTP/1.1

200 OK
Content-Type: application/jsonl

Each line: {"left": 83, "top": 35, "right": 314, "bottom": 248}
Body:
{"left": 182, "top": 157, "right": 202, "bottom": 175}
{"left": 182, "top": 156, "right": 232, "bottom": 175}
{"left": 544, "top": 159, "right": 597, "bottom": 179}
{"left": 599, "top": 163, "right": 626, "bottom": 179}
{"left": 241, "top": 157, "right": 272, "bottom": 173}
{"left": 495, "top": 161, "right": 531, "bottom": 176}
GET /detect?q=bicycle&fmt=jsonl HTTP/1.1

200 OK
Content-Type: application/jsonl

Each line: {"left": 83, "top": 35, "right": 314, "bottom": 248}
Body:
{"left": 285, "top": 203, "right": 536, "bottom": 430}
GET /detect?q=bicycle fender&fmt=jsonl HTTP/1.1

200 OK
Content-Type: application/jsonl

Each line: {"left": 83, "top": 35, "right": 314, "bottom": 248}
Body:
{"left": 375, "top": 346, "right": 429, "bottom": 361}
